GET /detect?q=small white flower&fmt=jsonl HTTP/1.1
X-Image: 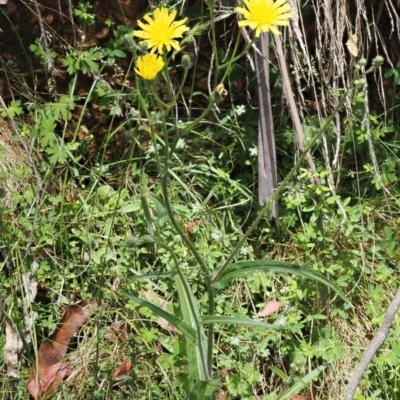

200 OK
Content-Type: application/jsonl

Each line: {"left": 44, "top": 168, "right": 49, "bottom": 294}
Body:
{"left": 129, "top": 107, "right": 140, "bottom": 118}
{"left": 211, "top": 230, "right": 222, "bottom": 241}
{"left": 239, "top": 246, "right": 249, "bottom": 255}
{"left": 276, "top": 315, "right": 287, "bottom": 326}
{"left": 235, "top": 105, "right": 246, "bottom": 116}
{"left": 249, "top": 147, "right": 258, "bottom": 157}
{"left": 110, "top": 105, "right": 122, "bottom": 116}
{"left": 175, "top": 138, "right": 186, "bottom": 149}
{"left": 230, "top": 337, "right": 241, "bottom": 346}
{"left": 146, "top": 143, "right": 162, "bottom": 159}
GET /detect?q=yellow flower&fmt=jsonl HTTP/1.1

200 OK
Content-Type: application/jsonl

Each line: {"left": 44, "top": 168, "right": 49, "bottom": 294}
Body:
{"left": 135, "top": 54, "right": 165, "bottom": 80}
{"left": 236, "top": 0, "right": 292, "bottom": 37}
{"left": 134, "top": 7, "right": 189, "bottom": 54}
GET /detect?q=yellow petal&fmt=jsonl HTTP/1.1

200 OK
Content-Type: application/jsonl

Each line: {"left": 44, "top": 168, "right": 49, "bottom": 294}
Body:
{"left": 134, "top": 7, "right": 188, "bottom": 54}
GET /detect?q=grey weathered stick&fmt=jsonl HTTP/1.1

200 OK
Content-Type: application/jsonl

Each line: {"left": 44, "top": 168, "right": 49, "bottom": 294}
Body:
{"left": 254, "top": 32, "right": 278, "bottom": 219}
{"left": 273, "top": 33, "right": 317, "bottom": 178}
{"left": 344, "top": 285, "right": 400, "bottom": 400}
{"left": 274, "top": 33, "right": 330, "bottom": 312}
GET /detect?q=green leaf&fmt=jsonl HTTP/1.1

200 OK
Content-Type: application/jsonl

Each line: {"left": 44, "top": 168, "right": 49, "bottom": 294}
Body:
{"left": 63, "top": 55, "right": 78, "bottom": 74}
{"left": 48, "top": 95, "right": 75, "bottom": 121}
{"left": 187, "top": 379, "right": 219, "bottom": 400}
{"left": 46, "top": 147, "right": 68, "bottom": 165}
{"left": 269, "top": 366, "right": 289, "bottom": 383}
{"left": 276, "top": 361, "right": 332, "bottom": 400}
{"left": 97, "top": 184, "right": 114, "bottom": 200}
{"left": 174, "top": 275, "right": 210, "bottom": 381}
{"left": 213, "top": 261, "right": 352, "bottom": 306}
{"left": 8, "top": 100, "right": 23, "bottom": 117}
{"left": 112, "top": 49, "right": 126, "bottom": 58}
{"left": 126, "top": 272, "right": 174, "bottom": 280}
{"left": 121, "top": 292, "right": 197, "bottom": 342}
{"left": 84, "top": 54, "right": 100, "bottom": 72}
{"left": 200, "top": 315, "right": 283, "bottom": 330}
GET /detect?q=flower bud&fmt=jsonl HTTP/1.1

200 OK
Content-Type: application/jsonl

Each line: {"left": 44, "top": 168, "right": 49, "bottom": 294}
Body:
{"left": 138, "top": 41, "right": 148, "bottom": 53}
{"left": 181, "top": 54, "right": 192, "bottom": 70}
{"left": 124, "top": 33, "right": 136, "bottom": 49}
{"left": 357, "top": 58, "right": 367, "bottom": 67}
{"left": 354, "top": 78, "right": 366, "bottom": 87}
{"left": 372, "top": 55, "right": 384, "bottom": 69}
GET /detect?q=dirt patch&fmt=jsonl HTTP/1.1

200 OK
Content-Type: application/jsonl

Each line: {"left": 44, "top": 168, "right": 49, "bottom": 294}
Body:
{"left": 0, "top": 0, "right": 148, "bottom": 97}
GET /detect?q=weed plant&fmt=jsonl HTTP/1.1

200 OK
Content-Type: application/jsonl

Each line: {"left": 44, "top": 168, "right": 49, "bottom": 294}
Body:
{"left": 0, "top": 1, "right": 399, "bottom": 400}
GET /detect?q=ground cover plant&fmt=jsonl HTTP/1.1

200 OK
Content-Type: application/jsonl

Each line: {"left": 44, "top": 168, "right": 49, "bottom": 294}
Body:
{"left": 1, "top": 0, "right": 400, "bottom": 399}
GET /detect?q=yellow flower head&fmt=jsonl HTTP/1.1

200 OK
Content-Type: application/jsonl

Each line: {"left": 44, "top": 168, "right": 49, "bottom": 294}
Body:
{"left": 236, "top": 0, "right": 292, "bottom": 37}
{"left": 135, "top": 54, "right": 165, "bottom": 80}
{"left": 134, "top": 7, "right": 189, "bottom": 54}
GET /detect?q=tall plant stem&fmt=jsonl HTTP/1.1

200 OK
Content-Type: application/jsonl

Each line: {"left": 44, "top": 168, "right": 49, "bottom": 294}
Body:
{"left": 160, "top": 167, "right": 211, "bottom": 282}
{"left": 158, "top": 111, "right": 215, "bottom": 375}
{"left": 136, "top": 88, "right": 161, "bottom": 171}
{"left": 158, "top": 239, "right": 211, "bottom": 380}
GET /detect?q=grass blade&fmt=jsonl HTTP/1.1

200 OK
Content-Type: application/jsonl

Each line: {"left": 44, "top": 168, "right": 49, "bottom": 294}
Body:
{"left": 121, "top": 292, "right": 196, "bottom": 341}
{"left": 200, "top": 315, "right": 283, "bottom": 330}
{"left": 187, "top": 379, "right": 219, "bottom": 400}
{"left": 276, "top": 361, "right": 332, "bottom": 400}
{"left": 174, "top": 275, "right": 210, "bottom": 382}
{"left": 213, "top": 261, "right": 352, "bottom": 306}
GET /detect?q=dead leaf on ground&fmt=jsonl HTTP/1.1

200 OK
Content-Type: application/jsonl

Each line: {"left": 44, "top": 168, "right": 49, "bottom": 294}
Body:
{"left": 112, "top": 359, "right": 132, "bottom": 378}
{"left": 259, "top": 300, "right": 286, "bottom": 317}
{"left": 140, "top": 286, "right": 181, "bottom": 337}
{"left": 216, "top": 389, "right": 228, "bottom": 400}
{"left": 186, "top": 219, "right": 205, "bottom": 235}
{"left": 105, "top": 323, "right": 128, "bottom": 343}
{"left": 27, "top": 299, "right": 98, "bottom": 399}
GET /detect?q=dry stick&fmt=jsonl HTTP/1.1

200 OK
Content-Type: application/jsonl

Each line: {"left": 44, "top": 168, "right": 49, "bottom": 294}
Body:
{"left": 273, "top": 34, "right": 317, "bottom": 177}
{"left": 344, "top": 285, "right": 400, "bottom": 400}
{"left": 254, "top": 32, "right": 278, "bottom": 219}
{"left": 29, "top": 0, "right": 57, "bottom": 92}
{"left": 273, "top": 34, "right": 329, "bottom": 312}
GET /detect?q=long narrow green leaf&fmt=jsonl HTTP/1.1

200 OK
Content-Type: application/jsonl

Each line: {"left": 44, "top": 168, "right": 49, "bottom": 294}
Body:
{"left": 121, "top": 292, "right": 196, "bottom": 342}
{"left": 188, "top": 379, "right": 219, "bottom": 400}
{"left": 174, "top": 275, "right": 210, "bottom": 382}
{"left": 200, "top": 315, "right": 283, "bottom": 330}
{"left": 140, "top": 194, "right": 154, "bottom": 237}
{"left": 213, "top": 261, "right": 352, "bottom": 306}
{"left": 276, "top": 361, "right": 332, "bottom": 400}
{"left": 269, "top": 366, "right": 289, "bottom": 383}
{"left": 127, "top": 272, "right": 175, "bottom": 281}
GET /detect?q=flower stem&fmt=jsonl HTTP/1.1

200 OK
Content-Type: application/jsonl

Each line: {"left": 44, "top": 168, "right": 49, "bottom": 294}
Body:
{"left": 136, "top": 83, "right": 161, "bottom": 172}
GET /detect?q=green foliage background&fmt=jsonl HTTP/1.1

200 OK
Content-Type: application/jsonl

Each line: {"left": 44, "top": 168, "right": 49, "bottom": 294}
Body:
{"left": 0, "top": 0, "right": 400, "bottom": 399}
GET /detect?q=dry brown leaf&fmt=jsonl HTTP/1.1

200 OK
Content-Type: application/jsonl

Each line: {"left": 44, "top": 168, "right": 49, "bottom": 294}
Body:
{"left": 346, "top": 34, "right": 359, "bottom": 57}
{"left": 105, "top": 323, "right": 128, "bottom": 343}
{"left": 259, "top": 300, "right": 285, "bottom": 317}
{"left": 5, "top": 1, "right": 17, "bottom": 14}
{"left": 140, "top": 286, "right": 180, "bottom": 336}
{"left": 216, "top": 390, "right": 228, "bottom": 400}
{"left": 96, "top": 27, "right": 110, "bottom": 39}
{"left": 112, "top": 359, "right": 132, "bottom": 378}
{"left": 186, "top": 219, "right": 205, "bottom": 235}
{"left": 27, "top": 299, "right": 97, "bottom": 399}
